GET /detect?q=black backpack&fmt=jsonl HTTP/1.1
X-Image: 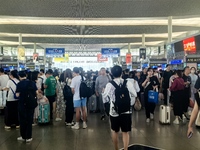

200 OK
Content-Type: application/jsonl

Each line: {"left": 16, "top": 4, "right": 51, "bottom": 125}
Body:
{"left": 24, "top": 81, "right": 38, "bottom": 109}
{"left": 38, "top": 77, "right": 44, "bottom": 92}
{"left": 80, "top": 76, "right": 92, "bottom": 98}
{"left": 63, "top": 81, "right": 73, "bottom": 100}
{"left": 111, "top": 80, "right": 131, "bottom": 114}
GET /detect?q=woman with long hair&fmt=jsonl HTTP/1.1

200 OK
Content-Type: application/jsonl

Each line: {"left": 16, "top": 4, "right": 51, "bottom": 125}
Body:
{"left": 3, "top": 70, "right": 20, "bottom": 129}
{"left": 61, "top": 69, "right": 74, "bottom": 126}
{"left": 170, "top": 70, "right": 185, "bottom": 124}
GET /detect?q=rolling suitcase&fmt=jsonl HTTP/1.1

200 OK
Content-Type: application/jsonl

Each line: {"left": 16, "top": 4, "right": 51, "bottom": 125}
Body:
{"left": 88, "top": 94, "right": 97, "bottom": 112}
{"left": 159, "top": 90, "right": 170, "bottom": 124}
{"left": 38, "top": 103, "right": 50, "bottom": 123}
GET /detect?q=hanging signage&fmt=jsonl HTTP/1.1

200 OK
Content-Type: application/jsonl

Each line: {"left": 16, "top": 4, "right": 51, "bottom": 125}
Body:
{"left": 46, "top": 48, "right": 65, "bottom": 57}
{"left": 97, "top": 54, "right": 108, "bottom": 62}
{"left": 183, "top": 37, "right": 196, "bottom": 53}
{"left": 139, "top": 48, "right": 146, "bottom": 59}
{"left": 33, "top": 53, "right": 39, "bottom": 63}
{"left": 126, "top": 53, "right": 132, "bottom": 64}
{"left": 17, "top": 46, "right": 26, "bottom": 61}
{"left": 170, "top": 59, "right": 183, "bottom": 65}
{"left": 186, "top": 57, "right": 200, "bottom": 63}
{"left": 101, "top": 48, "right": 120, "bottom": 57}
{"left": 53, "top": 54, "right": 69, "bottom": 63}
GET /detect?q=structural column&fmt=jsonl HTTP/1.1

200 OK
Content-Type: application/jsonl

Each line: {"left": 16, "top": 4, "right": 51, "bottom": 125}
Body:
{"left": 34, "top": 43, "right": 36, "bottom": 53}
{"left": 142, "top": 34, "right": 145, "bottom": 47}
{"left": 19, "top": 33, "right": 22, "bottom": 46}
{"left": 167, "top": 16, "right": 173, "bottom": 63}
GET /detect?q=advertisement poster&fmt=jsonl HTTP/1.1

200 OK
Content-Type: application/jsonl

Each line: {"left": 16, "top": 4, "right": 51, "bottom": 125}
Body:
{"left": 33, "top": 53, "right": 39, "bottom": 63}
{"left": 17, "top": 46, "right": 26, "bottom": 61}
{"left": 183, "top": 37, "right": 196, "bottom": 54}
{"left": 139, "top": 48, "right": 146, "bottom": 59}
{"left": 101, "top": 48, "right": 120, "bottom": 57}
{"left": 46, "top": 48, "right": 65, "bottom": 57}
{"left": 97, "top": 54, "right": 108, "bottom": 62}
{"left": 126, "top": 53, "right": 132, "bottom": 64}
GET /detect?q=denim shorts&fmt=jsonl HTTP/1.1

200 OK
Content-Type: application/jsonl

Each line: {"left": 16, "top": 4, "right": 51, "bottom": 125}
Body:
{"left": 73, "top": 98, "right": 87, "bottom": 108}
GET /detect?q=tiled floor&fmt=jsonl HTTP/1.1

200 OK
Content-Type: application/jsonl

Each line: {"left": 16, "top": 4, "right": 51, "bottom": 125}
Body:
{"left": 0, "top": 108, "right": 199, "bottom": 150}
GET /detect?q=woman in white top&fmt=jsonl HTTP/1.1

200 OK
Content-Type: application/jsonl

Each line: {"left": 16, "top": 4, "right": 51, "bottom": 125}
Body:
{"left": 3, "top": 70, "right": 20, "bottom": 129}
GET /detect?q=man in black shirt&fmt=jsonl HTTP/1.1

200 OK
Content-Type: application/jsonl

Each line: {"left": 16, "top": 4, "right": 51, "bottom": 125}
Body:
{"left": 122, "top": 69, "right": 129, "bottom": 80}
{"left": 161, "top": 64, "right": 173, "bottom": 105}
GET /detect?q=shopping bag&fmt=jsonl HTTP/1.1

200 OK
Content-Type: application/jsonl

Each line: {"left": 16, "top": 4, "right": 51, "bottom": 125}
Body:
{"left": 148, "top": 90, "right": 159, "bottom": 104}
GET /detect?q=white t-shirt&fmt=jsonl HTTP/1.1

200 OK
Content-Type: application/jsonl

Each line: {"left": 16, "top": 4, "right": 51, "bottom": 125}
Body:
{"left": 70, "top": 75, "right": 85, "bottom": 101}
{"left": 102, "top": 78, "right": 137, "bottom": 117}
{"left": 6, "top": 78, "right": 19, "bottom": 101}
{"left": 70, "top": 75, "right": 83, "bottom": 101}
{"left": 126, "top": 78, "right": 140, "bottom": 105}
{"left": 0, "top": 74, "right": 9, "bottom": 89}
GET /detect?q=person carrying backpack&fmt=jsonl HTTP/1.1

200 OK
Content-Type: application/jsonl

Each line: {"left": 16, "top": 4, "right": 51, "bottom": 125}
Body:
{"left": 102, "top": 66, "right": 137, "bottom": 150}
{"left": 15, "top": 71, "right": 38, "bottom": 143}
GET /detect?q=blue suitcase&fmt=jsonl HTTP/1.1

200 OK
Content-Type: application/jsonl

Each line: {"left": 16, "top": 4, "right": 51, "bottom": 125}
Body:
{"left": 38, "top": 103, "right": 50, "bottom": 123}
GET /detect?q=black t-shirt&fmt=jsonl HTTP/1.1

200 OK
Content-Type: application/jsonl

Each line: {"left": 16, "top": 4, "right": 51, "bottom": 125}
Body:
{"left": 195, "top": 77, "right": 200, "bottom": 89}
{"left": 182, "top": 74, "right": 191, "bottom": 93}
{"left": 16, "top": 79, "right": 37, "bottom": 109}
{"left": 162, "top": 70, "right": 173, "bottom": 88}
{"left": 144, "top": 76, "right": 160, "bottom": 95}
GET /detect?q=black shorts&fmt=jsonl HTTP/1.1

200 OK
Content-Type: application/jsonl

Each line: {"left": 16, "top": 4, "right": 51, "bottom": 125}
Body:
{"left": 46, "top": 95, "right": 56, "bottom": 103}
{"left": 110, "top": 114, "right": 132, "bottom": 132}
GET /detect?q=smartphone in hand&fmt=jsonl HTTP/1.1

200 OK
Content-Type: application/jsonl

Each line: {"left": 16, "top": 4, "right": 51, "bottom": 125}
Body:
{"left": 187, "top": 132, "right": 193, "bottom": 139}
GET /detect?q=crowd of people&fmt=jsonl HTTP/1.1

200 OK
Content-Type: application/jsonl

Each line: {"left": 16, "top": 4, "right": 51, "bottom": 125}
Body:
{"left": 1, "top": 64, "right": 200, "bottom": 150}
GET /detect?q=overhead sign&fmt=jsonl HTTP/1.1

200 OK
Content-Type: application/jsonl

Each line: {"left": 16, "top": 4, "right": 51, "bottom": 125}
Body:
{"left": 46, "top": 48, "right": 65, "bottom": 57}
{"left": 186, "top": 57, "right": 200, "bottom": 63}
{"left": 126, "top": 53, "right": 132, "bottom": 64}
{"left": 97, "top": 54, "right": 108, "bottom": 62}
{"left": 101, "top": 48, "right": 120, "bottom": 57}
{"left": 183, "top": 37, "right": 196, "bottom": 53}
{"left": 53, "top": 54, "right": 69, "bottom": 63}
{"left": 170, "top": 59, "right": 183, "bottom": 65}
{"left": 139, "top": 48, "right": 146, "bottom": 59}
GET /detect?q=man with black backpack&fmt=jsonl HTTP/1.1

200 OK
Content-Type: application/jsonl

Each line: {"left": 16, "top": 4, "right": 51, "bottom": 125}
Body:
{"left": 102, "top": 66, "right": 137, "bottom": 150}
{"left": 70, "top": 67, "right": 87, "bottom": 129}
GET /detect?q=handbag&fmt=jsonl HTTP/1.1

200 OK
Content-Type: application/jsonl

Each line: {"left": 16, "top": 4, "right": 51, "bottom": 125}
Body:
{"left": 148, "top": 90, "right": 159, "bottom": 104}
{"left": 134, "top": 97, "right": 142, "bottom": 111}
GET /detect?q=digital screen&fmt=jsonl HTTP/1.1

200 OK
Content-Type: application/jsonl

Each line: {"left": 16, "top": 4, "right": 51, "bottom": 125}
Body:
{"left": 174, "top": 41, "right": 184, "bottom": 52}
{"left": 142, "top": 64, "right": 149, "bottom": 68}
{"left": 183, "top": 37, "right": 196, "bottom": 53}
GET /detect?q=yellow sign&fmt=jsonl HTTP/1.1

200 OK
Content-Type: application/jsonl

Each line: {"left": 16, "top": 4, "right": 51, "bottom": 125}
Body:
{"left": 17, "top": 46, "right": 26, "bottom": 61}
{"left": 54, "top": 54, "right": 69, "bottom": 62}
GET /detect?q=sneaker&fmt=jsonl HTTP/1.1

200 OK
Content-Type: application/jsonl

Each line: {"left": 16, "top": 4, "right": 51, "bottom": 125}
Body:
{"left": 150, "top": 113, "right": 154, "bottom": 120}
{"left": 16, "top": 126, "right": 20, "bottom": 129}
{"left": 173, "top": 118, "right": 180, "bottom": 125}
{"left": 182, "top": 115, "right": 187, "bottom": 123}
{"left": 83, "top": 122, "right": 87, "bottom": 129}
{"left": 184, "top": 114, "right": 190, "bottom": 121}
{"left": 4, "top": 126, "right": 11, "bottom": 129}
{"left": 65, "top": 122, "right": 74, "bottom": 126}
{"left": 55, "top": 118, "right": 62, "bottom": 122}
{"left": 71, "top": 123, "right": 79, "bottom": 130}
{"left": 101, "top": 115, "right": 105, "bottom": 121}
{"left": 26, "top": 138, "right": 32, "bottom": 143}
{"left": 32, "top": 123, "right": 37, "bottom": 126}
{"left": 146, "top": 118, "right": 150, "bottom": 123}
{"left": 17, "top": 137, "right": 25, "bottom": 141}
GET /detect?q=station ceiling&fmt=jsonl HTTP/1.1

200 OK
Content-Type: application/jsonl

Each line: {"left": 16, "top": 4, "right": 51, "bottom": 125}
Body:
{"left": 0, "top": 0, "right": 200, "bottom": 51}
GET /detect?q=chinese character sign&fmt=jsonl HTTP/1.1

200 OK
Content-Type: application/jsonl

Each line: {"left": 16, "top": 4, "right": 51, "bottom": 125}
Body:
{"left": 183, "top": 37, "right": 196, "bottom": 54}
{"left": 46, "top": 48, "right": 65, "bottom": 57}
{"left": 126, "top": 53, "right": 132, "bottom": 64}
{"left": 139, "top": 48, "right": 146, "bottom": 59}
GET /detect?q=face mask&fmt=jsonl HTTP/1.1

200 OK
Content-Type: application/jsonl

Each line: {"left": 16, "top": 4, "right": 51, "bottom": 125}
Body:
{"left": 191, "top": 70, "right": 195, "bottom": 74}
